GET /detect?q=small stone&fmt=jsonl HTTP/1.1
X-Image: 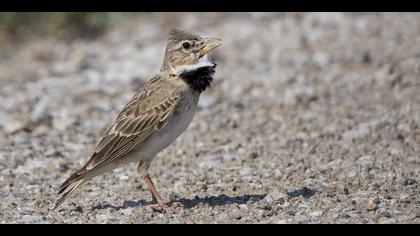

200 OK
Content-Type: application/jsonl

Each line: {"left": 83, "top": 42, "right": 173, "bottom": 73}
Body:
{"left": 222, "top": 154, "right": 237, "bottom": 162}
{"left": 309, "top": 210, "right": 323, "bottom": 220}
{"left": 403, "top": 178, "right": 416, "bottom": 186}
{"left": 74, "top": 206, "right": 83, "bottom": 213}
{"left": 171, "top": 202, "right": 182, "bottom": 208}
{"left": 96, "top": 213, "right": 111, "bottom": 223}
{"left": 378, "top": 217, "right": 396, "bottom": 224}
{"left": 238, "top": 204, "right": 248, "bottom": 211}
{"left": 239, "top": 167, "right": 252, "bottom": 176}
{"left": 319, "top": 182, "right": 329, "bottom": 193}
{"left": 376, "top": 208, "right": 392, "bottom": 218}
{"left": 277, "top": 219, "right": 287, "bottom": 224}
{"left": 389, "top": 148, "right": 402, "bottom": 156}
{"left": 198, "top": 155, "right": 222, "bottom": 169}
{"left": 366, "top": 200, "right": 378, "bottom": 211}
{"left": 283, "top": 88, "right": 298, "bottom": 106}
{"left": 361, "top": 50, "right": 372, "bottom": 64}
{"left": 4, "top": 120, "right": 25, "bottom": 134}
{"left": 269, "top": 191, "right": 287, "bottom": 202}
{"left": 294, "top": 214, "right": 306, "bottom": 223}
{"left": 120, "top": 208, "right": 133, "bottom": 215}
{"left": 399, "top": 194, "right": 410, "bottom": 203}
{"left": 263, "top": 195, "right": 274, "bottom": 203}
{"left": 248, "top": 152, "right": 258, "bottom": 159}
{"left": 16, "top": 214, "right": 42, "bottom": 224}
{"left": 228, "top": 204, "right": 241, "bottom": 219}
{"left": 118, "top": 175, "right": 129, "bottom": 181}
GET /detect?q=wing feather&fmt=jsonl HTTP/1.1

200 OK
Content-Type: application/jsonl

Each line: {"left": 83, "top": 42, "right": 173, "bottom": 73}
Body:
{"left": 79, "top": 75, "right": 181, "bottom": 174}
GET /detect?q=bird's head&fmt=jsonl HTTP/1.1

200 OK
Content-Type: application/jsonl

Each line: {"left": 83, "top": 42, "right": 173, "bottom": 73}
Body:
{"left": 161, "top": 29, "right": 222, "bottom": 73}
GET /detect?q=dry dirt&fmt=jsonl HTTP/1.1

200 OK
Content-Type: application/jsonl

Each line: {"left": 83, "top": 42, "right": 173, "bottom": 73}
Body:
{"left": 0, "top": 13, "right": 419, "bottom": 223}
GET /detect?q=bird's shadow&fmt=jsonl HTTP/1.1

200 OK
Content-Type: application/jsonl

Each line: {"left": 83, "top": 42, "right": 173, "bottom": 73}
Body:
{"left": 170, "top": 194, "right": 267, "bottom": 209}
{"left": 91, "top": 194, "right": 267, "bottom": 211}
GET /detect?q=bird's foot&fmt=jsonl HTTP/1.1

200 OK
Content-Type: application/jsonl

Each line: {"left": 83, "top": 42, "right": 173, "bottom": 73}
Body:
{"left": 147, "top": 201, "right": 182, "bottom": 212}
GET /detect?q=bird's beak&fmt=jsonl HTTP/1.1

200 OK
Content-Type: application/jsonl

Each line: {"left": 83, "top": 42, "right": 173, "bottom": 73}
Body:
{"left": 198, "top": 37, "right": 222, "bottom": 58}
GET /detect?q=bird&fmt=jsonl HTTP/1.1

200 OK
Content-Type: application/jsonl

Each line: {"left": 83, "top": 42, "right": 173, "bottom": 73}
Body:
{"left": 52, "top": 29, "right": 222, "bottom": 210}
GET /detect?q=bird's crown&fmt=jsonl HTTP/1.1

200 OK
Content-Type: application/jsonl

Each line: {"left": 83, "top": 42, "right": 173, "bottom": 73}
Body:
{"left": 169, "top": 29, "right": 201, "bottom": 42}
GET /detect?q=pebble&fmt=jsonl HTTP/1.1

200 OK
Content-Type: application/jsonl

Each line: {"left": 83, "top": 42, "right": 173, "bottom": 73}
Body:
{"left": 239, "top": 167, "right": 252, "bottom": 176}
{"left": 378, "top": 217, "right": 396, "bottom": 224}
{"left": 16, "top": 215, "right": 42, "bottom": 224}
{"left": 120, "top": 208, "right": 133, "bottom": 215}
{"left": 263, "top": 195, "right": 275, "bottom": 203}
{"left": 277, "top": 219, "right": 288, "bottom": 224}
{"left": 403, "top": 178, "right": 417, "bottom": 186}
{"left": 238, "top": 204, "right": 249, "bottom": 211}
{"left": 399, "top": 194, "right": 410, "bottom": 203}
{"left": 309, "top": 210, "right": 323, "bottom": 220}
{"left": 366, "top": 201, "right": 379, "bottom": 211}
{"left": 198, "top": 155, "right": 222, "bottom": 169}
{"left": 376, "top": 208, "right": 392, "bottom": 218}
{"left": 4, "top": 120, "right": 25, "bottom": 134}
{"left": 96, "top": 213, "right": 111, "bottom": 223}
{"left": 270, "top": 192, "right": 287, "bottom": 203}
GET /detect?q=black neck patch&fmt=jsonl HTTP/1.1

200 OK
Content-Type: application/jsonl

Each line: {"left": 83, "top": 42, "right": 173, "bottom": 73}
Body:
{"left": 180, "top": 64, "right": 216, "bottom": 93}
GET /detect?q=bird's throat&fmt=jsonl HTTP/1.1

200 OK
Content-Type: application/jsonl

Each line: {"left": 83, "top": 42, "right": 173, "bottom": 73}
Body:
{"left": 180, "top": 64, "right": 215, "bottom": 93}
{"left": 175, "top": 55, "right": 216, "bottom": 93}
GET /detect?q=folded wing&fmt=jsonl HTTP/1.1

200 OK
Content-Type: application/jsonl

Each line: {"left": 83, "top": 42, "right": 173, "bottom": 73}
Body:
{"left": 60, "top": 75, "right": 181, "bottom": 188}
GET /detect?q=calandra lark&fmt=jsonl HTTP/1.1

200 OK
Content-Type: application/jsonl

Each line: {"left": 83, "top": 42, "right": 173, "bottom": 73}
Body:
{"left": 53, "top": 30, "right": 222, "bottom": 210}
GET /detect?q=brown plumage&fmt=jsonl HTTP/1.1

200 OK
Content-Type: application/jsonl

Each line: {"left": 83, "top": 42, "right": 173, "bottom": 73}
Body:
{"left": 169, "top": 29, "right": 201, "bottom": 41}
{"left": 53, "top": 29, "right": 222, "bottom": 210}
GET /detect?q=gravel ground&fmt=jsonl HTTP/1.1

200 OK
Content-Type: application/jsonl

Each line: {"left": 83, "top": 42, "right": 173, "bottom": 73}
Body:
{"left": 0, "top": 13, "right": 419, "bottom": 224}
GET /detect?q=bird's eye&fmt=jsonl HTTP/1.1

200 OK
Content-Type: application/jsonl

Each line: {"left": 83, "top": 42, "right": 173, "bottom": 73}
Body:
{"left": 182, "top": 42, "right": 191, "bottom": 50}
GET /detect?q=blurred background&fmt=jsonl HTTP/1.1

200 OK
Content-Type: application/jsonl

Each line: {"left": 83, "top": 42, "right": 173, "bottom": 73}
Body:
{"left": 0, "top": 13, "right": 419, "bottom": 223}
{"left": 0, "top": 13, "right": 132, "bottom": 40}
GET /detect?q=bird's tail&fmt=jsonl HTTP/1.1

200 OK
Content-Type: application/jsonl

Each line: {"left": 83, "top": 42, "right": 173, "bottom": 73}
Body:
{"left": 51, "top": 177, "right": 84, "bottom": 211}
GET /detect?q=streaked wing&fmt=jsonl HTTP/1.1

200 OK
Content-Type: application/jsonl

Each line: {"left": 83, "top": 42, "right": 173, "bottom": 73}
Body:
{"left": 82, "top": 75, "right": 180, "bottom": 173}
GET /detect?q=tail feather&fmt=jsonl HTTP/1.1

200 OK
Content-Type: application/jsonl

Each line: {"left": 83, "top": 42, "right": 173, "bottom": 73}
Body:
{"left": 58, "top": 171, "right": 83, "bottom": 194}
{"left": 52, "top": 179, "right": 84, "bottom": 211}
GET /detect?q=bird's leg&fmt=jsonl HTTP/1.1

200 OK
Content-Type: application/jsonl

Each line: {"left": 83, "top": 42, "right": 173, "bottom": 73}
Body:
{"left": 137, "top": 161, "right": 179, "bottom": 210}
{"left": 143, "top": 174, "right": 179, "bottom": 211}
{"left": 138, "top": 161, "right": 159, "bottom": 203}
{"left": 143, "top": 174, "right": 163, "bottom": 204}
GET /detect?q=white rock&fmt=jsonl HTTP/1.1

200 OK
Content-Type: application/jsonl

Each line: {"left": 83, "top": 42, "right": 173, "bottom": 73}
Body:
{"left": 96, "top": 213, "right": 111, "bottom": 223}
{"left": 4, "top": 120, "right": 25, "bottom": 134}
{"left": 16, "top": 214, "right": 42, "bottom": 224}
{"left": 198, "top": 155, "right": 222, "bottom": 169}
{"left": 239, "top": 167, "right": 252, "bottom": 176}
{"left": 238, "top": 204, "right": 248, "bottom": 211}
{"left": 309, "top": 210, "right": 323, "bottom": 219}
{"left": 277, "top": 219, "right": 287, "bottom": 224}
{"left": 118, "top": 175, "right": 129, "bottom": 181}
